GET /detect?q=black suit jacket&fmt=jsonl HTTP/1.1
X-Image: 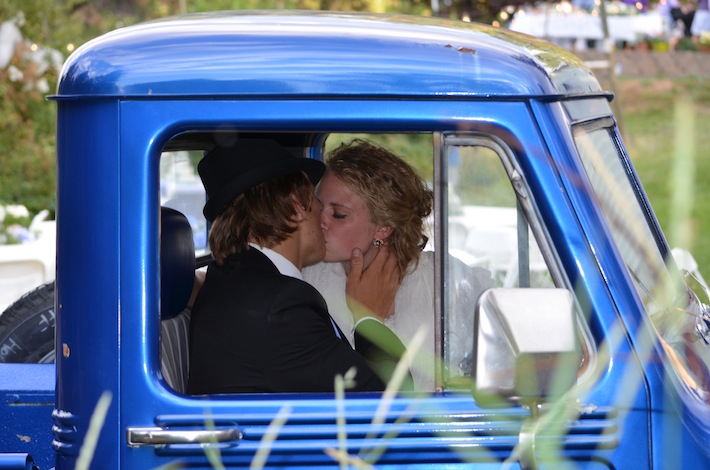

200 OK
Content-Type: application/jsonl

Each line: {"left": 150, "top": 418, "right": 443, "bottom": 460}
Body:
{"left": 187, "top": 248, "right": 411, "bottom": 394}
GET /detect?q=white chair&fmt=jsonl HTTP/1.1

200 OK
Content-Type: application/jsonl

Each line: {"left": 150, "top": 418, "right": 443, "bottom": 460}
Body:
{"left": 464, "top": 226, "right": 518, "bottom": 286}
{"left": 0, "top": 259, "right": 47, "bottom": 314}
{"left": 0, "top": 227, "right": 55, "bottom": 314}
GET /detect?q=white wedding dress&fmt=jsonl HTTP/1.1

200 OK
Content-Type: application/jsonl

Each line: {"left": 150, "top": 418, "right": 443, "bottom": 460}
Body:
{"left": 303, "top": 251, "right": 494, "bottom": 391}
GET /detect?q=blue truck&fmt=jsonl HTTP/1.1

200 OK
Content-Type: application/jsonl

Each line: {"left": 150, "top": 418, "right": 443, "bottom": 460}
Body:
{"left": 1, "top": 10, "right": 709, "bottom": 470}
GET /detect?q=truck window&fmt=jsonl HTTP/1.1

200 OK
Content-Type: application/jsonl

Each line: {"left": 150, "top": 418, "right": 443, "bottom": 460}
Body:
{"left": 573, "top": 117, "right": 710, "bottom": 400}
{"left": 157, "top": 131, "right": 591, "bottom": 395}
{"left": 160, "top": 150, "right": 208, "bottom": 256}
{"left": 442, "top": 135, "right": 567, "bottom": 389}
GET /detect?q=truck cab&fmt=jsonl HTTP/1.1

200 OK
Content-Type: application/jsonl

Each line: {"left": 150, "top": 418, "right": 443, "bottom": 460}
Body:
{"left": 1, "top": 10, "right": 710, "bottom": 469}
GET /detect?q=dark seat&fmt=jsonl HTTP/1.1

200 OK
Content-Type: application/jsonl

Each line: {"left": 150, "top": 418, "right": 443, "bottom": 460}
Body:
{"left": 159, "top": 206, "right": 195, "bottom": 393}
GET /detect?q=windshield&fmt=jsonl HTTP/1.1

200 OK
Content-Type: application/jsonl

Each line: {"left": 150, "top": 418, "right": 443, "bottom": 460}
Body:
{"left": 573, "top": 115, "right": 710, "bottom": 402}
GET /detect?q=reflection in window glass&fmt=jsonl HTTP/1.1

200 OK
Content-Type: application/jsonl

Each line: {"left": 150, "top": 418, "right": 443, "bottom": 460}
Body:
{"left": 574, "top": 125, "right": 710, "bottom": 400}
{"left": 444, "top": 142, "right": 553, "bottom": 388}
{"left": 447, "top": 144, "right": 552, "bottom": 289}
{"left": 574, "top": 128, "right": 675, "bottom": 311}
{"left": 160, "top": 150, "right": 208, "bottom": 255}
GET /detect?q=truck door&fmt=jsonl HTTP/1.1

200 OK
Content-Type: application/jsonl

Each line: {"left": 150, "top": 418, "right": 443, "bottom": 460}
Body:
{"left": 111, "top": 100, "right": 654, "bottom": 469}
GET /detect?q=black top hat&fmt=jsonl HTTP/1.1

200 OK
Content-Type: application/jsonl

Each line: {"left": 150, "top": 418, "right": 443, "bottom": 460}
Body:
{"left": 198, "top": 139, "right": 325, "bottom": 222}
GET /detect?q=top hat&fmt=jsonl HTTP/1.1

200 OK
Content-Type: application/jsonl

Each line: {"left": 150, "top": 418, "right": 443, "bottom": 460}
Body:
{"left": 198, "top": 139, "right": 325, "bottom": 222}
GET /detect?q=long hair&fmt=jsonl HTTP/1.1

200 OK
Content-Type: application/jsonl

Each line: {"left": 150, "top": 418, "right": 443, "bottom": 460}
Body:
{"left": 326, "top": 139, "right": 433, "bottom": 273}
{"left": 209, "top": 171, "right": 314, "bottom": 265}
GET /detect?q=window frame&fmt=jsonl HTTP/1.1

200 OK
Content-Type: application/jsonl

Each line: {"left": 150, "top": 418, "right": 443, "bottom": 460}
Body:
{"left": 438, "top": 132, "right": 597, "bottom": 389}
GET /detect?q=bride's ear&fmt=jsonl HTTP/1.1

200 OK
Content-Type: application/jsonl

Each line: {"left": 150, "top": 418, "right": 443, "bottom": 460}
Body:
{"left": 375, "top": 225, "right": 393, "bottom": 241}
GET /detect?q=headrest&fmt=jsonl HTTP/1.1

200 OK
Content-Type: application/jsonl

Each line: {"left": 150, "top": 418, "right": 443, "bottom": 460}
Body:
{"left": 160, "top": 207, "right": 196, "bottom": 319}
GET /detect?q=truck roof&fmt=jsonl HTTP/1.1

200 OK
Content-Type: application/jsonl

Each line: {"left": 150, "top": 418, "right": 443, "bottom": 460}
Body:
{"left": 55, "top": 11, "right": 602, "bottom": 100}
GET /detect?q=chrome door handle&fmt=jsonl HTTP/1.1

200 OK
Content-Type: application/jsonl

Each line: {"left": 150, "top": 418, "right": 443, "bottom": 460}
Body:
{"left": 127, "top": 426, "right": 242, "bottom": 447}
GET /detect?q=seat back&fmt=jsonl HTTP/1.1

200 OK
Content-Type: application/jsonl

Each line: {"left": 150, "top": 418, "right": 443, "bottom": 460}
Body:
{"left": 159, "top": 207, "right": 195, "bottom": 393}
{"left": 160, "top": 309, "right": 191, "bottom": 393}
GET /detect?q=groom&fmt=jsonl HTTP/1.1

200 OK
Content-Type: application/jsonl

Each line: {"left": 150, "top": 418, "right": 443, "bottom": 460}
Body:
{"left": 187, "top": 138, "right": 411, "bottom": 394}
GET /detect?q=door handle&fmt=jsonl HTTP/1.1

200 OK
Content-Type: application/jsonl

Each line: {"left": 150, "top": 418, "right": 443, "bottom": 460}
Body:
{"left": 127, "top": 426, "right": 242, "bottom": 447}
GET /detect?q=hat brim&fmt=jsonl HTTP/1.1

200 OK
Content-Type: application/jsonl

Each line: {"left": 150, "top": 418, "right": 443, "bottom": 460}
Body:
{"left": 203, "top": 157, "right": 324, "bottom": 222}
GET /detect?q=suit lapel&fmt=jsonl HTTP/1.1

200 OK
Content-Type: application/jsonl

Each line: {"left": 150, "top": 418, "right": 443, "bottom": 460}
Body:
{"left": 246, "top": 249, "right": 350, "bottom": 345}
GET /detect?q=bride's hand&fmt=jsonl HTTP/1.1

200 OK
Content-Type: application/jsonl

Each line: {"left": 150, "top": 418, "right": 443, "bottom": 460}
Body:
{"left": 345, "top": 245, "right": 401, "bottom": 322}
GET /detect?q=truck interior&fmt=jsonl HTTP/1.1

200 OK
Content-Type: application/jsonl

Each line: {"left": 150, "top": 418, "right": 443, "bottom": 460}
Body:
{"left": 157, "top": 130, "right": 593, "bottom": 395}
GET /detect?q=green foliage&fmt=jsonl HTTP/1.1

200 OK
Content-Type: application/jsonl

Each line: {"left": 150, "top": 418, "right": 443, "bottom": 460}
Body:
{"left": 325, "top": 133, "right": 433, "bottom": 181}
{"left": 676, "top": 38, "right": 699, "bottom": 51}
{"left": 0, "top": 0, "right": 168, "bottom": 216}
{"left": 0, "top": 39, "right": 58, "bottom": 215}
{"left": 0, "top": 0, "right": 440, "bottom": 220}
{"left": 181, "top": 0, "right": 430, "bottom": 15}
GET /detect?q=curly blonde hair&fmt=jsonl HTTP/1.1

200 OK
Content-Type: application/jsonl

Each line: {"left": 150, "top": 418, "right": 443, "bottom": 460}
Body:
{"left": 326, "top": 139, "right": 433, "bottom": 273}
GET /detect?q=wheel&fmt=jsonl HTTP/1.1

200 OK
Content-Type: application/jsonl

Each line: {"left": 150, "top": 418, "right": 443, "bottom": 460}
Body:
{"left": 0, "top": 281, "right": 56, "bottom": 363}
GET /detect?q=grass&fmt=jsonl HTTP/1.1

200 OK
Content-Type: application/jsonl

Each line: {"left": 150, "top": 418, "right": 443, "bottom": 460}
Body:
{"left": 605, "top": 77, "right": 710, "bottom": 275}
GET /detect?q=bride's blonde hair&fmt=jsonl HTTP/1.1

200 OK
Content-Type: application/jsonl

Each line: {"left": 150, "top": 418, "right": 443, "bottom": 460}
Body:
{"left": 326, "top": 139, "right": 433, "bottom": 273}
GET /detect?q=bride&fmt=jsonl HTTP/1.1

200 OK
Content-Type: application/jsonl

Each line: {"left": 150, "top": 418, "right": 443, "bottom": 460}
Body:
{"left": 304, "top": 139, "right": 494, "bottom": 391}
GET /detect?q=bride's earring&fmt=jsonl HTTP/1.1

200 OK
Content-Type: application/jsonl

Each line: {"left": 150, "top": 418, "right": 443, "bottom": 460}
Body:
{"left": 373, "top": 239, "right": 383, "bottom": 248}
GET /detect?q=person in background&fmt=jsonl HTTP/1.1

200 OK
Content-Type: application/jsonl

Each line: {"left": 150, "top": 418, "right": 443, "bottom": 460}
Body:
{"left": 187, "top": 138, "right": 412, "bottom": 394}
{"left": 663, "top": 0, "right": 696, "bottom": 50}
{"left": 304, "top": 140, "right": 494, "bottom": 391}
{"left": 670, "top": 0, "right": 695, "bottom": 37}
{"left": 691, "top": 0, "right": 709, "bottom": 47}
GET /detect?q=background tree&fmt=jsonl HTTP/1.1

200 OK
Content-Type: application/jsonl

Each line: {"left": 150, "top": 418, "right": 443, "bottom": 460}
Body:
{"left": 432, "top": 0, "right": 526, "bottom": 23}
{"left": 0, "top": 0, "right": 165, "bottom": 215}
{"left": 0, "top": 0, "right": 456, "bottom": 215}
{"left": 0, "top": 0, "right": 546, "bottom": 244}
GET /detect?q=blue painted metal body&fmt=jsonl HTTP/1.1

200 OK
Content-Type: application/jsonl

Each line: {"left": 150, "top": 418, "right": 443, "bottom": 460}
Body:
{"left": 1, "top": 10, "right": 707, "bottom": 469}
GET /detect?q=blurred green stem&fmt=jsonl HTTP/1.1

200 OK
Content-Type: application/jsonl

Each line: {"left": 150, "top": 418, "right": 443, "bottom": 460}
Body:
{"left": 669, "top": 98, "right": 696, "bottom": 250}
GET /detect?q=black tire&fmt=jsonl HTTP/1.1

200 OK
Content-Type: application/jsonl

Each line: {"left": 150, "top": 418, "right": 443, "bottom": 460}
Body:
{"left": 0, "top": 281, "right": 56, "bottom": 363}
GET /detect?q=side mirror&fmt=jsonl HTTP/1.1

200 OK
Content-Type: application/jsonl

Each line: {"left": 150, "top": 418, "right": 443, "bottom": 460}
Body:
{"left": 472, "top": 288, "right": 580, "bottom": 406}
